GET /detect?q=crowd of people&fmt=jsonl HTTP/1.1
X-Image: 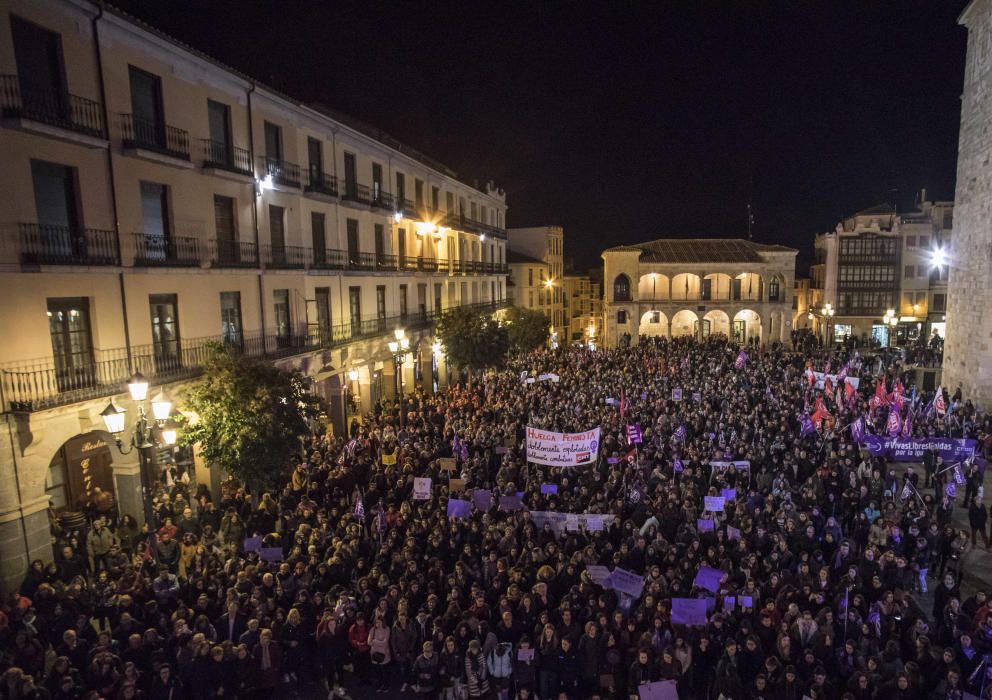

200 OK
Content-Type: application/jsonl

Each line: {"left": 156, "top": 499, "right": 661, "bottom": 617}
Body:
{"left": 1, "top": 335, "right": 991, "bottom": 700}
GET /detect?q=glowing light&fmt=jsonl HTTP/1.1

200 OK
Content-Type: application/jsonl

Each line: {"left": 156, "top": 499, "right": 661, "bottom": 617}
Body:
{"left": 394, "top": 328, "right": 406, "bottom": 340}
{"left": 480, "top": 234, "right": 486, "bottom": 242}
{"left": 348, "top": 369, "right": 359, "bottom": 381}
{"left": 100, "top": 402, "right": 126, "bottom": 435}
{"left": 931, "top": 247, "right": 947, "bottom": 267}
{"left": 259, "top": 174, "right": 273, "bottom": 192}
{"left": 393, "top": 211, "right": 403, "bottom": 223}
{"left": 544, "top": 278, "right": 554, "bottom": 289}
{"left": 127, "top": 372, "right": 149, "bottom": 402}
{"left": 151, "top": 392, "right": 172, "bottom": 422}
{"left": 161, "top": 427, "right": 177, "bottom": 446}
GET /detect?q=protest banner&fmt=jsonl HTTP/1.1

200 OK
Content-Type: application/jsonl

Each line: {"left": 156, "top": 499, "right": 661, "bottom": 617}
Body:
{"left": 525, "top": 426, "right": 600, "bottom": 467}
{"left": 704, "top": 496, "right": 726, "bottom": 512}
{"left": 710, "top": 460, "right": 751, "bottom": 471}
{"left": 638, "top": 680, "right": 679, "bottom": 700}
{"left": 413, "top": 477, "right": 432, "bottom": 500}
{"left": 565, "top": 514, "right": 580, "bottom": 531}
{"left": 438, "top": 457, "right": 457, "bottom": 472}
{"left": 538, "top": 373, "right": 560, "bottom": 382}
{"left": 446, "top": 499, "right": 471, "bottom": 518}
{"left": 723, "top": 596, "right": 736, "bottom": 610}
{"left": 671, "top": 598, "right": 710, "bottom": 626}
{"left": 528, "top": 511, "right": 617, "bottom": 536}
{"left": 448, "top": 478, "right": 466, "bottom": 492}
{"left": 587, "top": 516, "right": 604, "bottom": 531}
{"left": 586, "top": 565, "right": 613, "bottom": 588}
{"left": 609, "top": 567, "right": 645, "bottom": 598}
{"left": 812, "top": 371, "right": 860, "bottom": 391}
{"left": 860, "top": 435, "right": 978, "bottom": 464}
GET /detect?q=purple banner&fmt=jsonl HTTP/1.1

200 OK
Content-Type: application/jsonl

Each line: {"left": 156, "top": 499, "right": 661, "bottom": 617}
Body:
{"left": 861, "top": 435, "right": 977, "bottom": 463}
{"left": 671, "top": 598, "right": 710, "bottom": 626}
{"left": 540, "top": 483, "right": 558, "bottom": 494}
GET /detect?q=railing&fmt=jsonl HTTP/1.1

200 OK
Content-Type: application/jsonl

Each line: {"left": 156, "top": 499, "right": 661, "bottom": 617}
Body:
{"left": 119, "top": 113, "right": 190, "bottom": 160}
{"left": 201, "top": 140, "right": 252, "bottom": 175}
{"left": 259, "top": 156, "right": 301, "bottom": 188}
{"left": 210, "top": 239, "right": 258, "bottom": 267}
{"left": 370, "top": 190, "right": 394, "bottom": 210}
{"left": 262, "top": 244, "right": 310, "bottom": 269}
{"left": 0, "top": 75, "right": 104, "bottom": 138}
{"left": 304, "top": 169, "right": 337, "bottom": 196}
{"left": 341, "top": 181, "right": 371, "bottom": 205}
{"left": 311, "top": 248, "right": 349, "bottom": 270}
{"left": 19, "top": 224, "right": 119, "bottom": 266}
{"left": 1, "top": 299, "right": 511, "bottom": 412}
{"left": 131, "top": 233, "right": 200, "bottom": 266}
{"left": 401, "top": 199, "right": 418, "bottom": 218}
{"left": 348, "top": 251, "right": 376, "bottom": 270}
{"left": 375, "top": 253, "right": 398, "bottom": 271}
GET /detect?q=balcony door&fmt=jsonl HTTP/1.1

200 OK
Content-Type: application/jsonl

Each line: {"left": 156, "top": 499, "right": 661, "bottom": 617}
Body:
{"left": 374, "top": 224, "right": 385, "bottom": 266}
{"left": 207, "top": 99, "right": 232, "bottom": 163}
{"left": 220, "top": 291, "right": 243, "bottom": 349}
{"left": 11, "top": 15, "right": 66, "bottom": 117}
{"left": 308, "top": 136, "right": 323, "bottom": 183}
{"left": 346, "top": 219, "right": 360, "bottom": 266}
{"left": 264, "top": 121, "right": 282, "bottom": 161}
{"left": 349, "top": 287, "right": 361, "bottom": 335}
{"left": 311, "top": 212, "right": 326, "bottom": 265}
{"left": 47, "top": 297, "right": 94, "bottom": 392}
{"left": 273, "top": 289, "right": 291, "bottom": 348}
{"left": 213, "top": 195, "right": 237, "bottom": 263}
{"left": 128, "top": 66, "right": 164, "bottom": 147}
{"left": 31, "top": 160, "right": 80, "bottom": 258}
{"left": 372, "top": 162, "right": 383, "bottom": 201}
{"left": 343, "top": 152, "right": 357, "bottom": 197}
{"left": 269, "top": 205, "right": 285, "bottom": 264}
{"left": 313, "top": 287, "right": 331, "bottom": 344}
{"left": 140, "top": 181, "right": 170, "bottom": 260}
{"left": 149, "top": 294, "right": 180, "bottom": 371}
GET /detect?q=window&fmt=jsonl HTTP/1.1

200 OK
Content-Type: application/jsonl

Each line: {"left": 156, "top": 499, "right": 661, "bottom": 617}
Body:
{"left": 415, "top": 179, "right": 424, "bottom": 208}
{"left": 471, "top": 202, "right": 477, "bottom": 221}
{"left": 905, "top": 236, "right": 916, "bottom": 248}
{"left": 398, "top": 228, "right": 407, "bottom": 266}
{"left": 207, "top": 100, "right": 232, "bottom": 163}
{"left": 349, "top": 287, "right": 361, "bottom": 333}
{"left": 617, "top": 310, "right": 628, "bottom": 324}
{"left": 446, "top": 191, "right": 454, "bottom": 212}
{"left": 943, "top": 211, "right": 953, "bottom": 229}
{"left": 417, "top": 283, "right": 427, "bottom": 318}
{"left": 213, "top": 195, "right": 237, "bottom": 262}
{"left": 220, "top": 291, "right": 242, "bottom": 348}
{"left": 11, "top": 15, "right": 66, "bottom": 115}
{"left": 434, "top": 283, "right": 442, "bottom": 312}
{"left": 529, "top": 291, "right": 534, "bottom": 307}
{"left": 374, "top": 224, "right": 385, "bottom": 266}
{"left": 128, "top": 66, "right": 164, "bottom": 147}
{"left": 396, "top": 172, "right": 406, "bottom": 203}
{"left": 273, "top": 289, "right": 291, "bottom": 347}
{"left": 613, "top": 274, "right": 631, "bottom": 301}
{"left": 372, "top": 163, "right": 383, "bottom": 200}
{"left": 919, "top": 236, "right": 930, "bottom": 249}
{"left": 346, "top": 219, "right": 359, "bottom": 265}
{"left": 48, "top": 297, "right": 94, "bottom": 391}
{"left": 149, "top": 294, "right": 180, "bottom": 370}
{"left": 264, "top": 121, "right": 282, "bottom": 161}
{"left": 307, "top": 136, "right": 323, "bottom": 181}
{"left": 432, "top": 186, "right": 440, "bottom": 212}
{"left": 399, "top": 284, "right": 408, "bottom": 320}
{"left": 528, "top": 268, "right": 533, "bottom": 286}
{"left": 313, "top": 287, "right": 331, "bottom": 343}
{"left": 933, "top": 293, "right": 946, "bottom": 312}
{"left": 768, "top": 280, "right": 781, "bottom": 302}
{"left": 268, "top": 204, "right": 285, "bottom": 263}
{"left": 343, "top": 152, "right": 357, "bottom": 197}
{"left": 701, "top": 278, "right": 712, "bottom": 301}
{"left": 376, "top": 286, "right": 386, "bottom": 320}
{"left": 31, "top": 160, "right": 80, "bottom": 259}
{"left": 904, "top": 265, "right": 914, "bottom": 279}
{"left": 311, "top": 212, "right": 326, "bottom": 264}
{"left": 140, "top": 181, "right": 170, "bottom": 259}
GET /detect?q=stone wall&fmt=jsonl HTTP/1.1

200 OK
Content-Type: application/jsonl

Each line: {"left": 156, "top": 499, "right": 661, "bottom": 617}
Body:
{"left": 944, "top": 0, "right": 992, "bottom": 407}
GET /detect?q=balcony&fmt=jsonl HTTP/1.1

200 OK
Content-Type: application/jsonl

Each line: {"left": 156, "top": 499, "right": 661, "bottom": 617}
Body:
{"left": 311, "top": 248, "right": 348, "bottom": 270}
{"left": 375, "top": 254, "right": 399, "bottom": 272}
{"left": 400, "top": 199, "right": 418, "bottom": 218}
{"left": 201, "top": 140, "right": 252, "bottom": 176}
{"left": 259, "top": 156, "right": 301, "bottom": 188}
{"left": 262, "top": 244, "right": 310, "bottom": 269}
{"left": 304, "top": 169, "right": 337, "bottom": 196}
{"left": 210, "top": 239, "right": 259, "bottom": 268}
{"left": 341, "top": 181, "right": 371, "bottom": 205}
{"left": 0, "top": 299, "right": 510, "bottom": 412}
{"left": 19, "top": 224, "right": 119, "bottom": 266}
{"left": 0, "top": 75, "right": 104, "bottom": 140}
{"left": 348, "top": 251, "right": 376, "bottom": 270}
{"left": 131, "top": 233, "right": 201, "bottom": 266}
{"left": 371, "top": 189, "right": 394, "bottom": 210}
{"left": 119, "top": 113, "right": 190, "bottom": 161}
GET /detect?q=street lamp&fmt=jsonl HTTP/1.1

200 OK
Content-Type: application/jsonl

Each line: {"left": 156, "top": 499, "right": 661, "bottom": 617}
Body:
{"left": 820, "top": 303, "right": 835, "bottom": 346}
{"left": 883, "top": 308, "right": 898, "bottom": 347}
{"left": 100, "top": 371, "right": 177, "bottom": 561}
{"left": 388, "top": 330, "right": 411, "bottom": 427}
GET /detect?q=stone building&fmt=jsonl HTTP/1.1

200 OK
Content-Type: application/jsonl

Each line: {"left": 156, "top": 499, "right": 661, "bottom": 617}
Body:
{"left": 507, "top": 226, "right": 565, "bottom": 343}
{"left": 601, "top": 239, "right": 796, "bottom": 347}
{"left": 944, "top": 0, "right": 992, "bottom": 406}
{"left": 562, "top": 274, "right": 602, "bottom": 348}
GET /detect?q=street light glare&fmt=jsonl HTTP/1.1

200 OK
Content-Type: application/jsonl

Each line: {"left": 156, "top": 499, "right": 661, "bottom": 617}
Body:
{"left": 931, "top": 247, "right": 947, "bottom": 268}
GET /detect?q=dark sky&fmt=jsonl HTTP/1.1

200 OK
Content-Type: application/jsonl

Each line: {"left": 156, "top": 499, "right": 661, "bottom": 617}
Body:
{"left": 113, "top": 0, "right": 968, "bottom": 273}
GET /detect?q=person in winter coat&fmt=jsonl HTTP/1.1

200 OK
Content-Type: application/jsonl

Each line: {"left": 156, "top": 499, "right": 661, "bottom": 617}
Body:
{"left": 251, "top": 628, "right": 283, "bottom": 692}
{"left": 628, "top": 648, "right": 654, "bottom": 695}
{"left": 391, "top": 610, "right": 419, "bottom": 692}
{"left": 577, "top": 621, "right": 604, "bottom": 696}
{"left": 86, "top": 516, "right": 118, "bottom": 572}
{"left": 439, "top": 636, "right": 464, "bottom": 700}
{"left": 411, "top": 641, "right": 439, "bottom": 699}
{"left": 348, "top": 613, "right": 371, "bottom": 685}
{"left": 486, "top": 641, "right": 514, "bottom": 700}
{"left": 537, "top": 624, "right": 559, "bottom": 700}
{"left": 969, "top": 496, "right": 989, "bottom": 548}
{"left": 316, "top": 610, "right": 348, "bottom": 698}
{"left": 556, "top": 636, "right": 581, "bottom": 696}
{"left": 368, "top": 615, "right": 392, "bottom": 692}
{"left": 511, "top": 636, "right": 537, "bottom": 695}
{"left": 464, "top": 639, "right": 491, "bottom": 699}
{"left": 147, "top": 665, "right": 182, "bottom": 700}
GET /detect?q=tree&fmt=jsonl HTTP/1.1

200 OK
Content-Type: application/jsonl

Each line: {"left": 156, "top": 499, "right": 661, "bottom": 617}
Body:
{"left": 178, "top": 344, "right": 323, "bottom": 493}
{"left": 435, "top": 306, "right": 509, "bottom": 382}
{"left": 505, "top": 306, "right": 551, "bottom": 354}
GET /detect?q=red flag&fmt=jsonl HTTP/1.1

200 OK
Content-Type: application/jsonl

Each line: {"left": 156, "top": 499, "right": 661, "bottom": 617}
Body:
{"left": 811, "top": 397, "right": 832, "bottom": 428}
{"left": 844, "top": 381, "right": 855, "bottom": 402}
{"left": 824, "top": 377, "right": 834, "bottom": 397}
{"left": 624, "top": 448, "right": 637, "bottom": 463}
{"left": 874, "top": 379, "right": 889, "bottom": 407}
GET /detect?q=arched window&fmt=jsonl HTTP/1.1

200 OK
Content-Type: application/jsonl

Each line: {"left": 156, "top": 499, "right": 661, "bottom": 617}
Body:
{"left": 769, "top": 278, "right": 781, "bottom": 302}
{"left": 613, "top": 274, "right": 631, "bottom": 301}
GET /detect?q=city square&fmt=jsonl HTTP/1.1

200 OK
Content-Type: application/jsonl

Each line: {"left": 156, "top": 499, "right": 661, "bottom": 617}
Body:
{"left": 0, "top": 2, "right": 990, "bottom": 699}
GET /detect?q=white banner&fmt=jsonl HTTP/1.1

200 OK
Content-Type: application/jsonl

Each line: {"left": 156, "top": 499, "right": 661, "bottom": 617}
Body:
{"left": 528, "top": 510, "right": 617, "bottom": 535}
{"left": 526, "top": 426, "right": 601, "bottom": 467}
{"left": 812, "top": 372, "right": 860, "bottom": 390}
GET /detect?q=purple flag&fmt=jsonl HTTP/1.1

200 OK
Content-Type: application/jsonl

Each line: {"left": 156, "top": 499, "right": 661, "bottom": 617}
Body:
{"left": 673, "top": 424, "right": 686, "bottom": 443}
{"left": 353, "top": 493, "right": 365, "bottom": 520}
{"left": 693, "top": 566, "right": 724, "bottom": 593}
{"left": 673, "top": 457, "right": 683, "bottom": 473}
{"left": 887, "top": 406, "right": 901, "bottom": 437}
{"left": 671, "top": 598, "right": 710, "bottom": 626}
{"left": 734, "top": 350, "right": 748, "bottom": 369}
{"left": 901, "top": 410, "right": 913, "bottom": 439}
{"left": 626, "top": 424, "right": 643, "bottom": 445}
{"left": 851, "top": 416, "right": 865, "bottom": 443}
{"left": 945, "top": 481, "right": 957, "bottom": 499}
{"left": 800, "top": 414, "right": 815, "bottom": 438}
{"left": 954, "top": 466, "right": 966, "bottom": 485}
{"left": 446, "top": 499, "right": 472, "bottom": 518}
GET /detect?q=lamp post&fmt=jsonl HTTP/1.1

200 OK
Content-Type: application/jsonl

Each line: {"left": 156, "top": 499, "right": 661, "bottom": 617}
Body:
{"left": 820, "top": 303, "right": 835, "bottom": 347}
{"left": 883, "top": 308, "right": 898, "bottom": 348}
{"left": 100, "top": 372, "right": 177, "bottom": 562}
{"left": 388, "top": 329, "right": 410, "bottom": 428}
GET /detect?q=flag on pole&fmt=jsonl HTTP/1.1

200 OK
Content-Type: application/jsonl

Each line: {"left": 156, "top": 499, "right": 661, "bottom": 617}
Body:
{"left": 887, "top": 406, "right": 901, "bottom": 437}
{"left": 800, "top": 413, "right": 816, "bottom": 438}
{"left": 620, "top": 388, "right": 626, "bottom": 422}
{"left": 851, "top": 415, "right": 865, "bottom": 443}
{"left": 673, "top": 456, "right": 683, "bottom": 473}
{"left": 900, "top": 410, "right": 913, "bottom": 439}
{"left": 806, "top": 368, "right": 815, "bottom": 388}
{"left": 945, "top": 481, "right": 957, "bottom": 499}
{"left": 811, "top": 397, "right": 831, "bottom": 428}
{"left": 837, "top": 362, "right": 849, "bottom": 384}
{"left": 354, "top": 492, "right": 365, "bottom": 521}
{"left": 932, "top": 386, "right": 947, "bottom": 418}
{"left": 734, "top": 350, "right": 748, "bottom": 369}
{"left": 845, "top": 380, "right": 856, "bottom": 406}
{"left": 673, "top": 424, "right": 687, "bottom": 443}
{"left": 900, "top": 482, "right": 912, "bottom": 502}
{"left": 624, "top": 448, "right": 637, "bottom": 464}
{"left": 954, "top": 465, "right": 966, "bottom": 485}
{"left": 824, "top": 377, "right": 834, "bottom": 398}
{"left": 869, "top": 378, "right": 889, "bottom": 412}
{"left": 626, "top": 424, "right": 643, "bottom": 445}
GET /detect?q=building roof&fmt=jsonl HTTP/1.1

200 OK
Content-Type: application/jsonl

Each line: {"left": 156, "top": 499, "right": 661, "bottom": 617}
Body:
{"left": 604, "top": 238, "right": 796, "bottom": 264}
{"left": 507, "top": 251, "right": 547, "bottom": 265}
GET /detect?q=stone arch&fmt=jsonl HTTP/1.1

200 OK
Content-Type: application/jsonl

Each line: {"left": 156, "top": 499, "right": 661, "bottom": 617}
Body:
{"left": 733, "top": 308, "right": 762, "bottom": 344}
{"left": 703, "top": 309, "right": 731, "bottom": 338}
{"left": 703, "top": 273, "right": 734, "bottom": 301}
{"left": 639, "top": 310, "right": 669, "bottom": 337}
{"left": 638, "top": 273, "right": 670, "bottom": 300}
{"left": 737, "top": 272, "right": 763, "bottom": 301}
{"left": 671, "top": 309, "right": 699, "bottom": 337}
{"left": 671, "top": 273, "right": 701, "bottom": 301}
{"left": 613, "top": 273, "right": 631, "bottom": 301}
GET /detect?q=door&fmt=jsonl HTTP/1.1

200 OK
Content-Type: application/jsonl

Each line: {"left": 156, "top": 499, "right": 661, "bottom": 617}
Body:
{"left": 220, "top": 291, "right": 242, "bottom": 349}
{"left": 207, "top": 100, "right": 232, "bottom": 163}
{"left": 268, "top": 205, "right": 285, "bottom": 264}
{"left": 343, "top": 152, "right": 357, "bottom": 197}
{"left": 376, "top": 286, "right": 386, "bottom": 327}
{"left": 31, "top": 160, "right": 79, "bottom": 258}
{"left": 734, "top": 319, "right": 746, "bottom": 344}
{"left": 398, "top": 228, "right": 407, "bottom": 267}
{"left": 47, "top": 297, "right": 94, "bottom": 391}
{"left": 11, "top": 15, "right": 66, "bottom": 118}
{"left": 349, "top": 287, "right": 362, "bottom": 335}
{"left": 213, "top": 195, "right": 237, "bottom": 263}
{"left": 128, "top": 66, "right": 163, "bottom": 146}
{"left": 418, "top": 283, "right": 427, "bottom": 319}
{"left": 273, "top": 289, "right": 291, "bottom": 348}
{"left": 314, "top": 287, "right": 331, "bottom": 344}
{"left": 347, "top": 219, "right": 360, "bottom": 266}
{"left": 374, "top": 224, "right": 385, "bottom": 266}
{"left": 264, "top": 122, "right": 282, "bottom": 161}
{"left": 149, "top": 294, "right": 180, "bottom": 371}
{"left": 311, "top": 212, "right": 326, "bottom": 264}
{"left": 399, "top": 285, "right": 408, "bottom": 321}
{"left": 140, "top": 181, "right": 170, "bottom": 260}
{"left": 372, "top": 163, "right": 383, "bottom": 201}
{"left": 308, "top": 136, "right": 322, "bottom": 182}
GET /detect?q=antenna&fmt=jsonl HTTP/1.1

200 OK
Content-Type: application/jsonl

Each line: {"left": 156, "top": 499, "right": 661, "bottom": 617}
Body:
{"left": 747, "top": 174, "right": 755, "bottom": 240}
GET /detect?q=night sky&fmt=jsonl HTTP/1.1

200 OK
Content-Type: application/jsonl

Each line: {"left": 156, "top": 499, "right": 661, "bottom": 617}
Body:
{"left": 112, "top": 0, "right": 968, "bottom": 273}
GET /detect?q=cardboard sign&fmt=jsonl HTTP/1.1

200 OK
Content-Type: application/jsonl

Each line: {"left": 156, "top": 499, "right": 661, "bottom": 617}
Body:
{"left": 704, "top": 496, "right": 726, "bottom": 512}
{"left": 723, "top": 596, "right": 736, "bottom": 610}
{"left": 693, "top": 566, "right": 724, "bottom": 593}
{"left": 438, "top": 457, "right": 457, "bottom": 472}
{"left": 586, "top": 565, "right": 613, "bottom": 588}
{"left": 721, "top": 488, "right": 737, "bottom": 502}
{"left": 413, "top": 477, "right": 432, "bottom": 500}
{"left": 526, "top": 426, "right": 601, "bottom": 467}
{"left": 381, "top": 451, "right": 397, "bottom": 466}
{"left": 727, "top": 525, "right": 741, "bottom": 540}
{"left": 741, "top": 595, "right": 754, "bottom": 608}
{"left": 516, "top": 647, "right": 535, "bottom": 661}
{"left": 565, "top": 513, "right": 580, "bottom": 531}
{"left": 671, "top": 598, "right": 709, "bottom": 626}
{"left": 448, "top": 478, "right": 466, "bottom": 492}
{"left": 638, "top": 680, "right": 679, "bottom": 700}
{"left": 498, "top": 495, "right": 523, "bottom": 511}
{"left": 672, "top": 388, "right": 683, "bottom": 402}
{"left": 609, "top": 567, "right": 645, "bottom": 598}
{"left": 697, "top": 518, "right": 714, "bottom": 532}
{"left": 540, "top": 483, "right": 558, "bottom": 495}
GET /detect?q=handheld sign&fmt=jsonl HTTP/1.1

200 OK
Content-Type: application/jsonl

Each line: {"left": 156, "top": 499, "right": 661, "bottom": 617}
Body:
{"left": 448, "top": 478, "right": 466, "bottom": 492}
{"left": 413, "top": 477, "right": 432, "bottom": 500}
{"left": 438, "top": 457, "right": 457, "bottom": 472}
{"left": 704, "top": 496, "right": 726, "bottom": 512}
